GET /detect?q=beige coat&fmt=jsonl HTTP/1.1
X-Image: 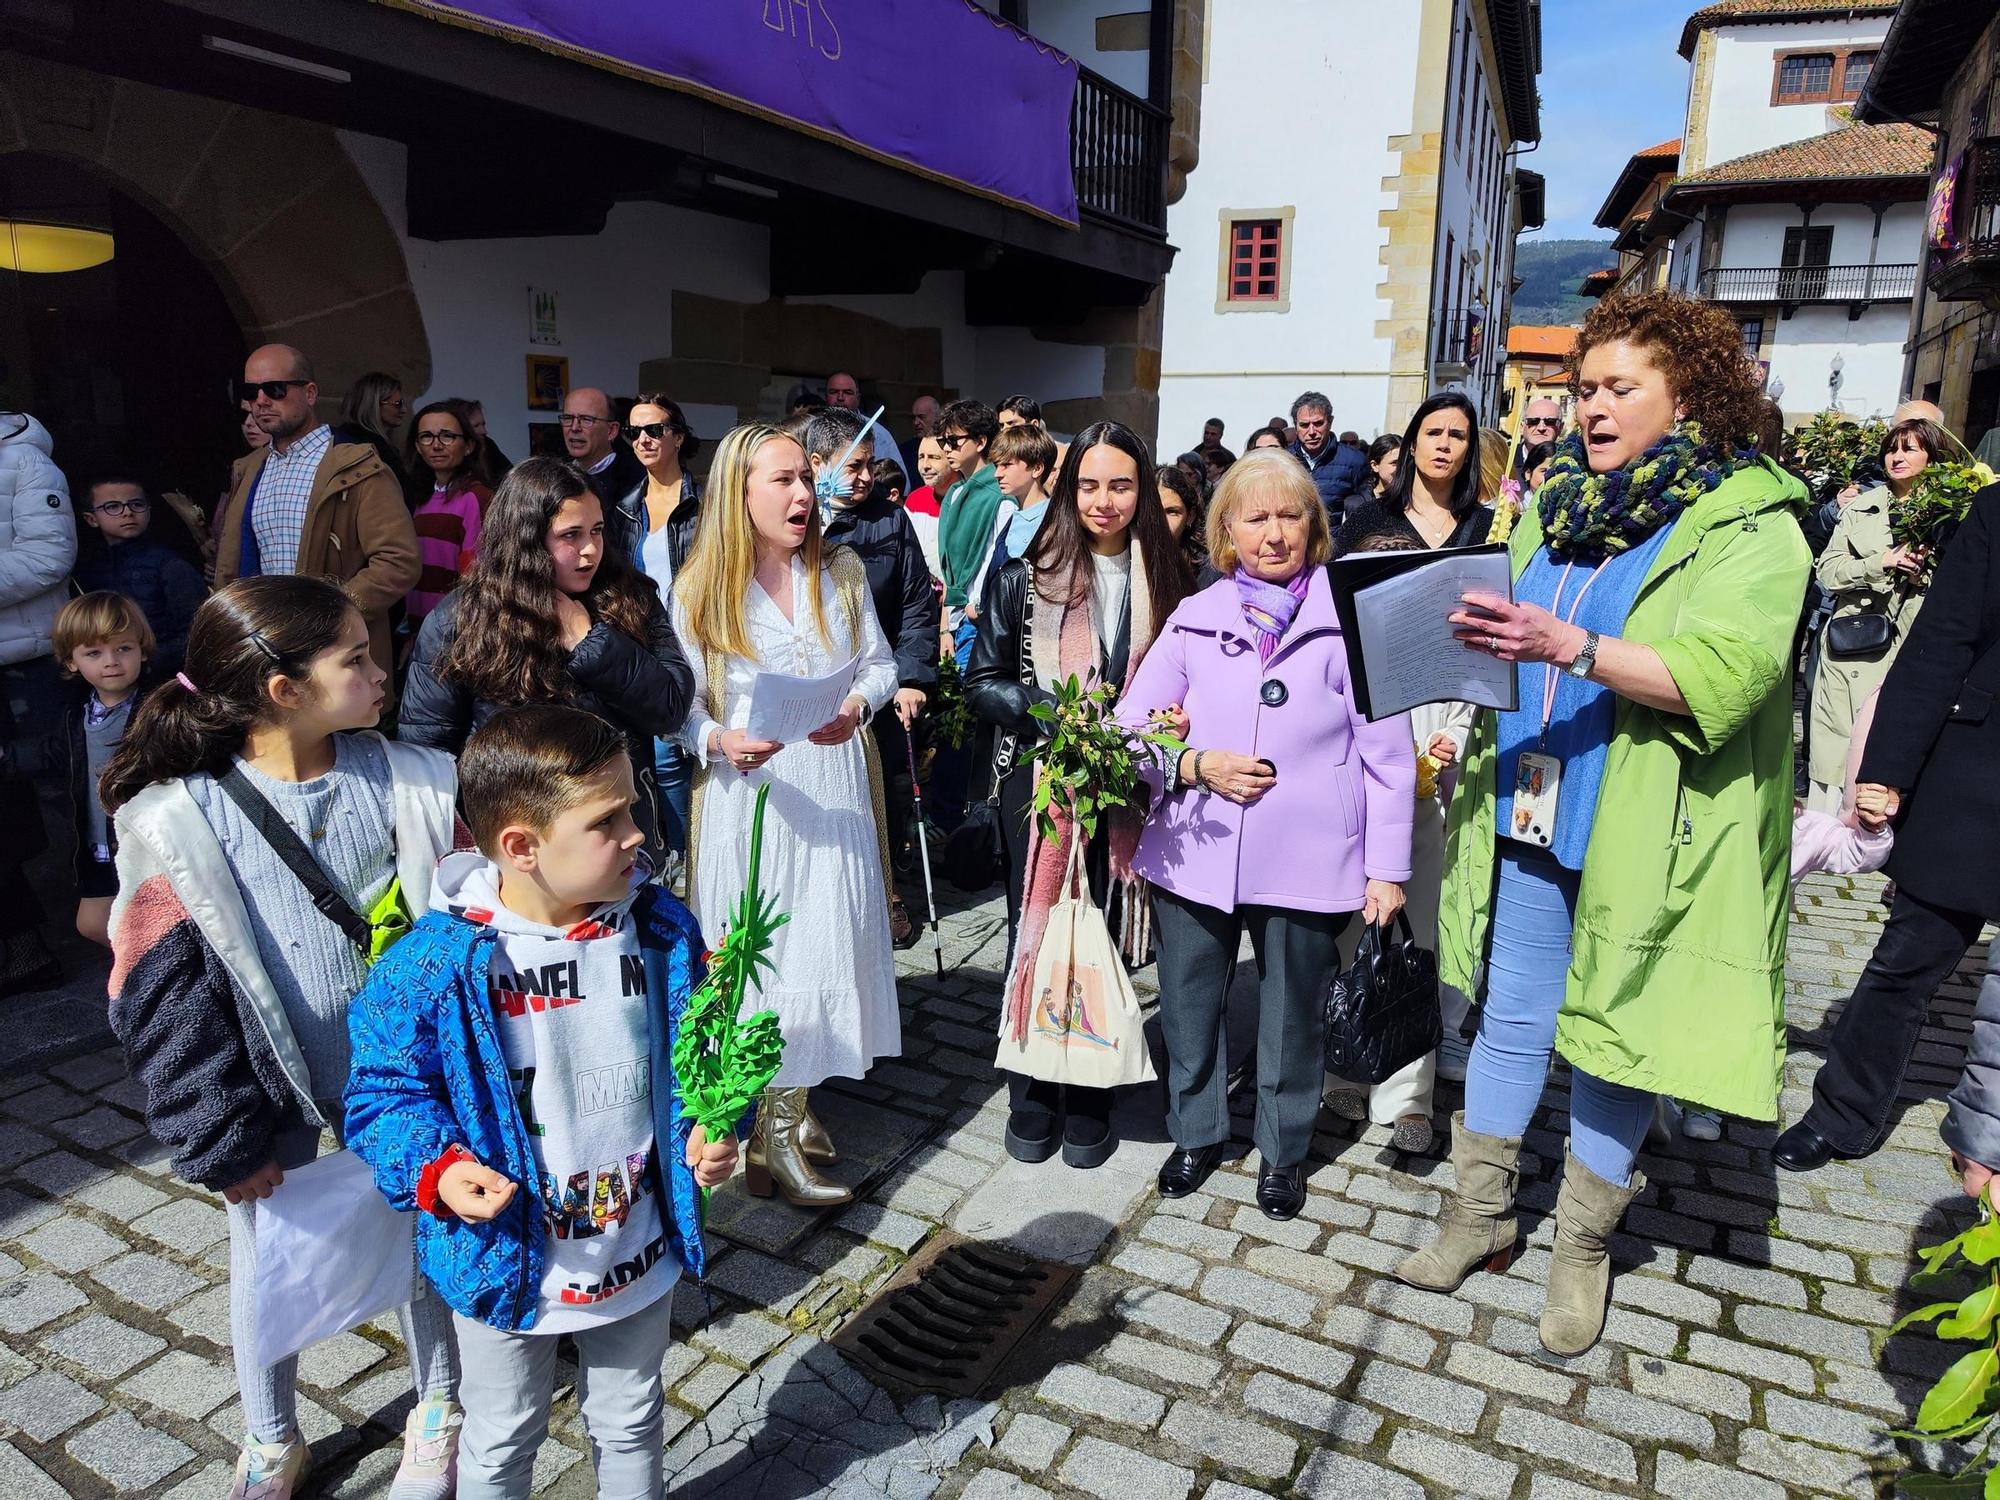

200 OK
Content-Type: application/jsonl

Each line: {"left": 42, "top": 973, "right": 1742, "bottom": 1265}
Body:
{"left": 1809, "top": 485, "right": 1927, "bottom": 790}
{"left": 214, "top": 434, "right": 420, "bottom": 697}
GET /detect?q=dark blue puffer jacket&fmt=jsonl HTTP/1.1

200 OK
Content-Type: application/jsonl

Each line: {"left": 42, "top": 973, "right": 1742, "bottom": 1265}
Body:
{"left": 74, "top": 538, "right": 206, "bottom": 675}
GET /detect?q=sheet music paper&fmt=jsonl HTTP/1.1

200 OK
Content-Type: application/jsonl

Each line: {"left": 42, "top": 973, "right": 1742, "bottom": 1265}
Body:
{"left": 1344, "top": 549, "right": 1517, "bottom": 719}
{"left": 745, "top": 651, "right": 862, "bottom": 741}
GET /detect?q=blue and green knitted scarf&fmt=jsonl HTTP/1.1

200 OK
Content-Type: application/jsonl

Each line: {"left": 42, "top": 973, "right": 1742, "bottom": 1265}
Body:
{"left": 1537, "top": 422, "right": 1748, "bottom": 563}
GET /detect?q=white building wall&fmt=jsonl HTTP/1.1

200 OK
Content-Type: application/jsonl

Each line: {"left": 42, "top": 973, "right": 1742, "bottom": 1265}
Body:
{"left": 1765, "top": 303, "right": 1909, "bottom": 421}
{"left": 1693, "top": 18, "right": 1891, "bottom": 171}
{"left": 1157, "top": 2, "right": 1419, "bottom": 450}
{"left": 1715, "top": 202, "right": 1919, "bottom": 270}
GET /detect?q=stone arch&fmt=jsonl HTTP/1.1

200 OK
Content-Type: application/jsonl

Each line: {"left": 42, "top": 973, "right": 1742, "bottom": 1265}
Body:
{"left": 0, "top": 53, "right": 430, "bottom": 417}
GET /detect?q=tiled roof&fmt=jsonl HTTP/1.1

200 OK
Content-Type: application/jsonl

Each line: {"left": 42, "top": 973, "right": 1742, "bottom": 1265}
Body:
{"left": 1636, "top": 138, "right": 1683, "bottom": 160}
{"left": 1506, "top": 325, "right": 1579, "bottom": 360}
{"left": 1679, "top": 1, "right": 1898, "bottom": 58}
{"left": 1578, "top": 267, "right": 1621, "bottom": 296}
{"left": 1671, "top": 120, "right": 1932, "bottom": 191}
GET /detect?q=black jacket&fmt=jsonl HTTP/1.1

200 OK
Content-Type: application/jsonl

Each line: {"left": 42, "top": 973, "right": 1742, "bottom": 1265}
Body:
{"left": 965, "top": 560, "right": 1132, "bottom": 759}
{"left": 74, "top": 538, "right": 207, "bottom": 676}
{"left": 398, "top": 589, "right": 694, "bottom": 857}
{"left": 823, "top": 496, "right": 940, "bottom": 691}
{"left": 589, "top": 448, "right": 649, "bottom": 562}
{"left": 611, "top": 472, "right": 705, "bottom": 579}
{"left": 1860, "top": 485, "right": 2000, "bottom": 918}
{"left": 1334, "top": 498, "right": 1494, "bottom": 557}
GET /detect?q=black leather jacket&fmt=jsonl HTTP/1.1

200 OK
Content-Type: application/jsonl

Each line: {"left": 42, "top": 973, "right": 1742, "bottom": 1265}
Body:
{"left": 964, "top": 560, "right": 1053, "bottom": 746}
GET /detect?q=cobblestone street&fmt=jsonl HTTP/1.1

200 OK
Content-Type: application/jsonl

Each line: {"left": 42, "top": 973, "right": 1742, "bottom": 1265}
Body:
{"left": 0, "top": 863, "right": 1988, "bottom": 1497}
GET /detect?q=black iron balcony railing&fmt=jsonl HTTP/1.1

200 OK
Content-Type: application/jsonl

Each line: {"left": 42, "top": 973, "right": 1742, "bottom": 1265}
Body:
{"left": 1433, "top": 310, "right": 1486, "bottom": 371}
{"left": 1697, "top": 263, "right": 1918, "bottom": 304}
{"left": 1070, "top": 65, "right": 1169, "bottom": 236}
{"left": 1933, "top": 136, "right": 2000, "bottom": 306}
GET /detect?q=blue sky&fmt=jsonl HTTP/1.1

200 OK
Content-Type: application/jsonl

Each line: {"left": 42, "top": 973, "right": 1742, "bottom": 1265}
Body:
{"left": 1531, "top": 0, "right": 1693, "bottom": 240}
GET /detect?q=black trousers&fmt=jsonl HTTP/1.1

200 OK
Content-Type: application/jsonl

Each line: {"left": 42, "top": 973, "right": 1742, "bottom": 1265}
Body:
{"left": 1802, "top": 885, "right": 1988, "bottom": 1155}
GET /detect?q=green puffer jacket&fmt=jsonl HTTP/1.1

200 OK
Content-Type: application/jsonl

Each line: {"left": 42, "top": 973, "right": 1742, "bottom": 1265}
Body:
{"left": 1437, "top": 456, "right": 1811, "bottom": 1120}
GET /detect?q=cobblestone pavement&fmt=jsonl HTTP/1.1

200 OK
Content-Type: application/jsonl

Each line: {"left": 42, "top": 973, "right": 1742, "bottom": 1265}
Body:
{"left": 0, "top": 863, "right": 1989, "bottom": 1497}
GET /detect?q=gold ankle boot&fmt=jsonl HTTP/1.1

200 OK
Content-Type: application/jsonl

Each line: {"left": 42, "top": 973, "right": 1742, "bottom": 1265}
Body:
{"left": 797, "top": 1098, "right": 838, "bottom": 1165}
{"left": 745, "top": 1088, "right": 852, "bottom": 1207}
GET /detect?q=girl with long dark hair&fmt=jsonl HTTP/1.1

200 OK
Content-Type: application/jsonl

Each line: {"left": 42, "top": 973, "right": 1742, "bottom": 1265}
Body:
{"left": 102, "top": 576, "right": 464, "bottom": 1498}
{"left": 399, "top": 456, "right": 693, "bottom": 859}
{"left": 966, "top": 420, "right": 1192, "bottom": 1170}
{"left": 1337, "top": 393, "right": 1491, "bottom": 555}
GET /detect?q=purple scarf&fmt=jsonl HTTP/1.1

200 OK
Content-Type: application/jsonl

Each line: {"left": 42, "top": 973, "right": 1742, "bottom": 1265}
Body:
{"left": 1234, "top": 567, "right": 1312, "bottom": 663}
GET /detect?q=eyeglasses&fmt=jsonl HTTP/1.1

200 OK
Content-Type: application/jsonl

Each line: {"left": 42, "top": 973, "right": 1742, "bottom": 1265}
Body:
{"left": 92, "top": 499, "right": 150, "bottom": 517}
{"left": 414, "top": 430, "right": 463, "bottom": 446}
{"left": 558, "top": 413, "right": 614, "bottom": 428}
{"left": 623, "top": 422, "right": 679, "bottom": 442}
{"left": 235, "top": 379, "right": 309, "bottom": 403}
{"left": 1524, "top": 417, "right": 1559, "bottom": 429}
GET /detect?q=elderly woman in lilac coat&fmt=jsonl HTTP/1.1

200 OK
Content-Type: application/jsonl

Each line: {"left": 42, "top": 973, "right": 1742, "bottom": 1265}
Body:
{"left": 1122, "top": 447, "right": 1414, "bottom": 1221}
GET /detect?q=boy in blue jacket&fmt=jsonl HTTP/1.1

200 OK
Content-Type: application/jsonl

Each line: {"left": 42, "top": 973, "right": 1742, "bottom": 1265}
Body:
{"left": 346, "top": 704, "right": 736, "bottom": 1500}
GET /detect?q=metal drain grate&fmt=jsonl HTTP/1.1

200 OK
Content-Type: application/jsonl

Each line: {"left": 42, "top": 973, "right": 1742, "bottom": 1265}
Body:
{"left": 827, "top": 1231, "right": 1079, "bottom": 1396}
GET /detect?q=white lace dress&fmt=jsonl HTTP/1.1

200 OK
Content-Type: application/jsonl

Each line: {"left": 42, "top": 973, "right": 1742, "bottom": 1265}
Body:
{"left": 675, "top": 555, "right": 902, "bottom": 1088}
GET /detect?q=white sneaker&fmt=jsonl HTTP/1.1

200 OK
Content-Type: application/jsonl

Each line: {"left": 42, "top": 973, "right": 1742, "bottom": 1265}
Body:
{"left": 387, "top": 1395, "right": 463, "bottom": 1500}
{"left": 1681, "top": 1107, "right": 1723, "bottom": 1142}
{"left": 1436, "top": 1032, "right": 1472, "bottom": 1083}
{"left": 229, "top": 1435, "right": 311, "bottom": 1500}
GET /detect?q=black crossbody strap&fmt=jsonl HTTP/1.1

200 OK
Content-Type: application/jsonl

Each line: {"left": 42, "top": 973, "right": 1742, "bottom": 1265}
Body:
{"left": 216, "top": 764, "right": 371, "bottom": 951}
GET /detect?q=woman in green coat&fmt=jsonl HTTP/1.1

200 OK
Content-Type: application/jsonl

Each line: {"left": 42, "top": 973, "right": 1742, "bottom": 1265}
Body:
{"left": 1396, "top": 291, "right": 1809, "bottom": 1358}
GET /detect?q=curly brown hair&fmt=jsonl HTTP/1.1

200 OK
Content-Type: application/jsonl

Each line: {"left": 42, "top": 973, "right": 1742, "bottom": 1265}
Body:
{"left": 1568, "top": 291, "right": 1767, "bottom": 452}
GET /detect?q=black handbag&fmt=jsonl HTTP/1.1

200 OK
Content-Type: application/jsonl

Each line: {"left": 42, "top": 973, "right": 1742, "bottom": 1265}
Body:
{"left": 1322, "top": 912, "right": 1442, "bottom": 1085}
{"left": 1825, "top": 609, "right": 1893, "bottom": 658}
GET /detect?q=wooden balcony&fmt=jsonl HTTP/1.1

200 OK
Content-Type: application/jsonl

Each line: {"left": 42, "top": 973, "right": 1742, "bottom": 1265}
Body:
{"left": 1071, "top": 65, "right": 1170, "bottom": 237}
{"left": 1932, "top": 136, "right": 2000, "bottom": 309}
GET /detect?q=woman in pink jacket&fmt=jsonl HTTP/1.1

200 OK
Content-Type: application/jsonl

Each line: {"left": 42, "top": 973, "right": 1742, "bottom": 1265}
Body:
{"left": 1121, "top": 447, "right": 1415, "bottom": 1219}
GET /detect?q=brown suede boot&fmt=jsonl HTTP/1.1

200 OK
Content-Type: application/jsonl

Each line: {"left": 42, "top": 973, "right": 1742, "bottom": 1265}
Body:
{"left": 1540, "top": 1148, "right": 1645, "bottom": 1357}
{"left": 1395, "top": 1112, "right": 1523, "bottom": 1293}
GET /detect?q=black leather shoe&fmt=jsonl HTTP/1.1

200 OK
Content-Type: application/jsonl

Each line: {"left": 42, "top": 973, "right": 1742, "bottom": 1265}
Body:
{"left": 1772, "top": 1122, "right": 1842, "bottom": 1173}
{"left": 1257, "top": 1160, "right": 1306, "bottom": 1220}
{"left": 1062, "top": 1111, "right": 1115, "bottom": 1170}
{"left": 1157, "top": 1143, "right": 1224, "bottom": 1198}
{"left": 1005, "top": 1110, "right": 1058, "bottom": 1164}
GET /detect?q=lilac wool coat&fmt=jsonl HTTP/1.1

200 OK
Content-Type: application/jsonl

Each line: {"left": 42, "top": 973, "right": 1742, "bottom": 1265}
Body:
{"left": 1120, "top": 568, "right": 1415, "bottom": 913}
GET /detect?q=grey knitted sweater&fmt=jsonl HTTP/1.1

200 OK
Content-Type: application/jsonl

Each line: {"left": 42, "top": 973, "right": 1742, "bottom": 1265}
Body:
{"left": 186, "top": 734, "right": 395, "bottom": 1098}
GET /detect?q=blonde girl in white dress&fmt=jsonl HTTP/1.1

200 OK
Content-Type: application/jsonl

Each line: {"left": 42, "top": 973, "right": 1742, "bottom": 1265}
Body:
{"left": 674, "top": 424, "right": 901, "bottom": 1206}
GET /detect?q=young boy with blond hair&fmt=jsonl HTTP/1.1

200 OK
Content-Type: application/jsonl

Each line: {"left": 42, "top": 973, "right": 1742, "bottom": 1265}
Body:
{"left": 53, "top": 590, "right": 154, "bottom": 944}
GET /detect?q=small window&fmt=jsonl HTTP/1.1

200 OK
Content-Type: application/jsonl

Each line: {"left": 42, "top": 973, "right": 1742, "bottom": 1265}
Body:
{"left": 1777, "top": 53, "right": 1835, "bottom": 101}
{"left": 1737, "top": 317, "right": 1765, "bottom": 357}
{"left": 1227, "top": 219, "right": 1283, "bottom": 302}
{"left": 1843, "top": 51, "right": 1876, "bottom": 98}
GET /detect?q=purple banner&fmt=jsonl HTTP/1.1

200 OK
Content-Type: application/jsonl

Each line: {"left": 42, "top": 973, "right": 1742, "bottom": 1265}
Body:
{"left": 392, "top": 0, "right": 1081, "bottom": 224}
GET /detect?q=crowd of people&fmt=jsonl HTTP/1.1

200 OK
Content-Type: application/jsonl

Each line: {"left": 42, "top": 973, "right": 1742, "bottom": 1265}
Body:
{"left": 0, "top": 284, "right": 1997, "bottom": 1497}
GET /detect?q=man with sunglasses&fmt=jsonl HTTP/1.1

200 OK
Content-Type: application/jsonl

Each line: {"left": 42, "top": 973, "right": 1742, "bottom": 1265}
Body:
{"left": 562, "top": 386, "right": 645, "bottom": 559}
{"left": 1517, "top": 398, "right": 1563, "bottom": 468}
{"left": 74, "top": 478, "right": 204, "bottom": 676}
{"left": 214, "top": 344, "right": 419, "bottom": 698}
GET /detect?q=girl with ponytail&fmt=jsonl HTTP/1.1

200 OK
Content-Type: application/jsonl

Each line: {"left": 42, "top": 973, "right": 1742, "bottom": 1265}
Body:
{"left": 104, "top": 576, "right": 467, "bottom": 1500}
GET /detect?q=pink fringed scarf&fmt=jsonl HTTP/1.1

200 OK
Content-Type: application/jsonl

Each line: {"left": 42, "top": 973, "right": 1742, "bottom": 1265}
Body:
{"left": 1002, "top": 551, "right": 1156, "bottom": 1046}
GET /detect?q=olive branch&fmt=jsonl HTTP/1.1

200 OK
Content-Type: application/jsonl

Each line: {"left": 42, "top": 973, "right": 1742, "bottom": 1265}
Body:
{"left": 1882, "top": 1185, "right": 2000, "bottom": 1494}
{"left": 1024, "top": 673, "right": 1186, "bottom": 845}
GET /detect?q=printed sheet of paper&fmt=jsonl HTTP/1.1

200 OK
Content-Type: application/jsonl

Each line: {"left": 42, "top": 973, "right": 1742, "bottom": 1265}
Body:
{"left": 254, "top": 1149, "right": 415, "bottom": 1369}
{"left": 745, "top": 651, "right": 861, "bottom": 742}
{"left": 1346, "top": 549, "right": 1518, "bottom": 719}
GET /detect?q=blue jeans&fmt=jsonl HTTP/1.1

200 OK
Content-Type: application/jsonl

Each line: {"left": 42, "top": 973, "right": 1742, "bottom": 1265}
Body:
{"left": 653, "top": 740, "right": 692, "bottom": 858}
{"left": 1462, "top": 847, "right": 1654, "bottom": 1186}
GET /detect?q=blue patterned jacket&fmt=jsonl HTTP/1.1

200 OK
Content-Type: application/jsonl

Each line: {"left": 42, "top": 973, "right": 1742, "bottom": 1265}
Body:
{"left": 344, "top": 889, "right": 711, "bottom": 1332}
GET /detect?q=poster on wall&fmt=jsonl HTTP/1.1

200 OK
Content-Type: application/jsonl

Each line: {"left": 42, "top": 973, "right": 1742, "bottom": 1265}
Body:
{"left": 530, "top": 286, "right": 560, "bottom": 346}
{"left": 526, "top": 354, "right": 569, "bottom": 412}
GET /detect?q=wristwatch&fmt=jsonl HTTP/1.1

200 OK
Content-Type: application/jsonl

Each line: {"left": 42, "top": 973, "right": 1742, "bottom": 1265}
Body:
{"left": 1565, "top": 629, "right": 1600, "bottom": 680}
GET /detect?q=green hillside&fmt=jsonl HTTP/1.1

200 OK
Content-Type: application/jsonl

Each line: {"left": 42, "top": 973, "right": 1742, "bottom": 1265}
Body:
{"left": 1511, "top": 237, "right": 1615, "bottom": 327}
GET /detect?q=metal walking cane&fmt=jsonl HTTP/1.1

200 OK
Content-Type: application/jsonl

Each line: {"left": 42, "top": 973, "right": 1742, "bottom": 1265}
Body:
{"left": 903, "top": 724, "right": 945, "bottom": 976}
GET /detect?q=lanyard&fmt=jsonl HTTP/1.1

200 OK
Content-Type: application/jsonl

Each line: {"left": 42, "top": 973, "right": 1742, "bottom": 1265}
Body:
{"left": 1538, "top": 559, "right": 1604, "bottom": 748}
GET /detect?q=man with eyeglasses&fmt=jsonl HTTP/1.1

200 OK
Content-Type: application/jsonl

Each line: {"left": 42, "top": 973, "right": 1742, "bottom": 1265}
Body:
{"left": 562, "top": 386, "right": 645, "bottom": 559}
{"left": 74, "top": 478, "right": 205, "bottom": 676}
{"left": 214, "top": 344, "right": 419, "bottom": 696}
